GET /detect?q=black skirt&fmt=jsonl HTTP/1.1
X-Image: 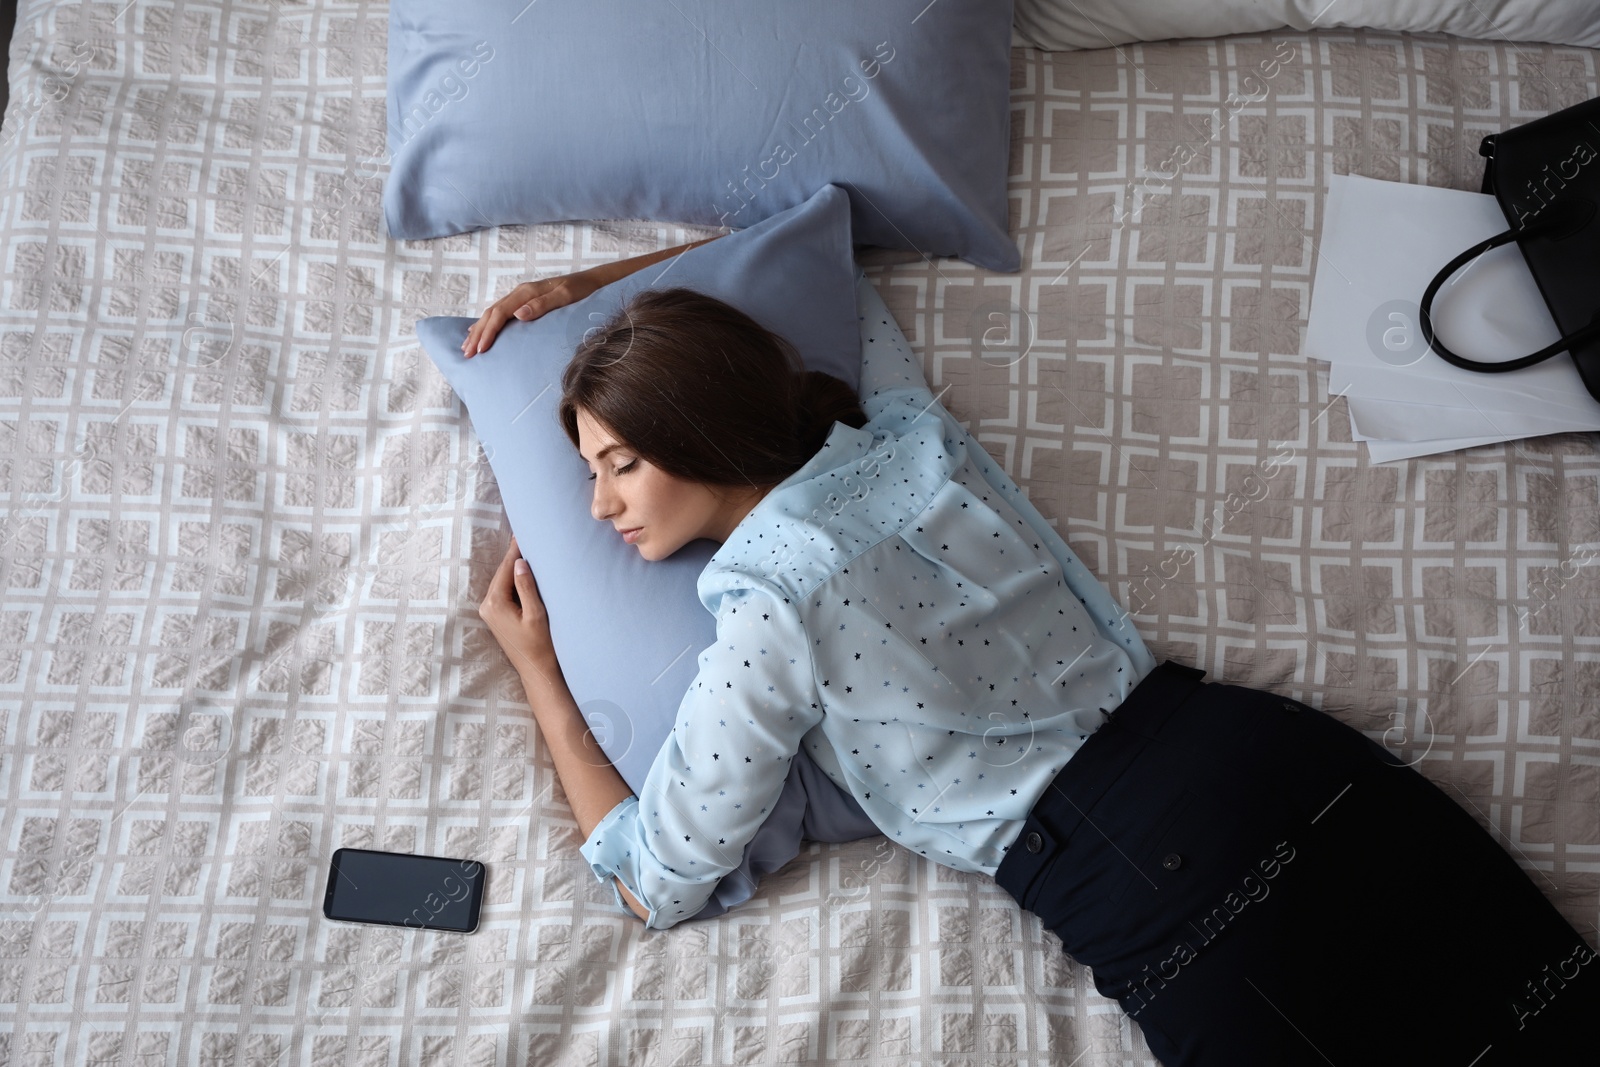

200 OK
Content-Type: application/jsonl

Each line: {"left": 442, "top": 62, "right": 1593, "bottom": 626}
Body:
{"left": 993, "top": 661, "right": 1599, "bottom": 1067}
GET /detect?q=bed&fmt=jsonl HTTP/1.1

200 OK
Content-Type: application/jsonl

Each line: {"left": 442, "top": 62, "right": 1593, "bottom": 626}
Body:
{"left": 1, "top": 2, "right": 1595, "bottom": 1064}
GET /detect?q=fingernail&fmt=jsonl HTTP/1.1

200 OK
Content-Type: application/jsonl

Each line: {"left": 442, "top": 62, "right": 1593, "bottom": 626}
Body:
{"left": 514, "top": 559, "right": 530, "bottom": 575}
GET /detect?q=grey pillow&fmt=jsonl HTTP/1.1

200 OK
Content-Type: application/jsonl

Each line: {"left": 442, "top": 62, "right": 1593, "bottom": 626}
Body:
{"left": 416, "top": 186, "right": 881, "bottom": 921}
{"left": 385, "top": 0, "right": 1020, "bottom": 271}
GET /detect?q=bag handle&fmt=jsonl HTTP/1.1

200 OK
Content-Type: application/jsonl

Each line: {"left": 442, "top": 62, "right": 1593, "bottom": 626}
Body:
{"left": 1418, "top": 199, "right": 1600, "bottom": 373}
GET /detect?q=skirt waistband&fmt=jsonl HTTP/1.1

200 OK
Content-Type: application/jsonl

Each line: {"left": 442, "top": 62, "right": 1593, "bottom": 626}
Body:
{"left": 993, "top": 659, "right": 1208, "bottom": 904}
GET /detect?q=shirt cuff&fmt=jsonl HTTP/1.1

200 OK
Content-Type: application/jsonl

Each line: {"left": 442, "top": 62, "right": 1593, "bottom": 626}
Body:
{"left": 579, "top": 794, "right": 654, "bottom": 924}
{"left": 604, "top": 877, "right": 631, "bottom": 917}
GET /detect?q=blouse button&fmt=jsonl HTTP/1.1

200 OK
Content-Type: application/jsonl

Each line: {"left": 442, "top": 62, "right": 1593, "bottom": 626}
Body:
{"left": 1025, "top": 832, "right": 1043, "bottom": 853}
{"left": 1162, "top": 853, "right": 1182, "bottom": 871}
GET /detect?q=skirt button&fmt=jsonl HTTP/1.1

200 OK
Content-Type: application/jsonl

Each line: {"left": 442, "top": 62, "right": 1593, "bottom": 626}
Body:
{"left": 1026, "top": 832, "right": 1043, "bottom": 853}
{"left": 1162, "top": 853, "right": 1182, "bottom": 871}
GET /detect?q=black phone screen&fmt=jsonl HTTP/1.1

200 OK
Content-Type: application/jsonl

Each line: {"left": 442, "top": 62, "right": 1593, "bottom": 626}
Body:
{"left": 323, "top": 848, "right": 486, "bottom": 933}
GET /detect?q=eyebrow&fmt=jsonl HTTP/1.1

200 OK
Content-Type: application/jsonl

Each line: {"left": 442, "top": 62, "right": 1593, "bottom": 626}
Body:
{"left": 581, "top": 443, "right": 624, "bottom": 467}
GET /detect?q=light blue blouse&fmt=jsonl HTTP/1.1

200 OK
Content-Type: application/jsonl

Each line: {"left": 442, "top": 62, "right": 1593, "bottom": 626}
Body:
{"left": 580, "top": 311, "right": 1155, "bottom": 929}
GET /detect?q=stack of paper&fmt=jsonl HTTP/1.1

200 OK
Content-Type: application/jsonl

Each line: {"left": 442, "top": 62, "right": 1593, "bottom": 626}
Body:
{"left": 1303, "top": 174, "right": 1600, "bottom": 463}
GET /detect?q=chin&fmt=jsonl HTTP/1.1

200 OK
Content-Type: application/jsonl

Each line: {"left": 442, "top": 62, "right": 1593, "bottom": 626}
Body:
{"left": 637, "top": 535, "right": 692, "bottom": 562}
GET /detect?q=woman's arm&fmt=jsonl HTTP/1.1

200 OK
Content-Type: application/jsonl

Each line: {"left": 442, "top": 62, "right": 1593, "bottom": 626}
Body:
{"left": 586, "top": 233, "right": 725, "bottom": 287}
{"left": 478, "top": 537, "right": 650, "bottom": 920}
{"left": 462, "top": 233, "right": 727, "bottom": 357}
{"left": 487, "top": 549, "right": 825, "bottom": 930}
{"left": 576, "top": 585, "right": 823, "bottom": 930}
{"left": 516, "top": 643, "right": 652, "bottom": 922}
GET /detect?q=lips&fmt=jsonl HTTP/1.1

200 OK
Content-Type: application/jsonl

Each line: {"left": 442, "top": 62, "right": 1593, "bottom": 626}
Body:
{"left": 619, "top": 527, "right": 643, "bottom": 543}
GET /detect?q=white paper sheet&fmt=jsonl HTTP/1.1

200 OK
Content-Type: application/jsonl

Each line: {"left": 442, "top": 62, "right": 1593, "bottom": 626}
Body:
{"left": 1348, "top": 394, "right": 1600, "bottom": 441}
{"left": 1303, "top": 174, "right": 1600, "bottom": 461}
{"left": 1362, "top": 435, "right": 1512, "bottom": 464}
{"left": 1322, "top": 382, "right": 1509, "bottom": 462}
{"left": 1306, "top": 176, "right": 1572, "bottom": 382}
{"left": 1329, "top": 363, "right": 1600, "bottom": 416}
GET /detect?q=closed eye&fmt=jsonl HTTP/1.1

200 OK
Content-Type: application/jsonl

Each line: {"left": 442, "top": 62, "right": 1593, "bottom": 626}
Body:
{"left": 587, "top": 460, "right": 636, "bottom": 481}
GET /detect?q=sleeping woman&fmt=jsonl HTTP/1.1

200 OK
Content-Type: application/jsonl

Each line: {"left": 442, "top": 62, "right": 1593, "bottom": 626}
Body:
{"left": 462, "top": 237, "right": 1597, "bottom": 1066}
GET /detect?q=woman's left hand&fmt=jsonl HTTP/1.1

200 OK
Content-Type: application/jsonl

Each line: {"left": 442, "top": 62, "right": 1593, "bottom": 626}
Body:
{"left": 479, "top": 536, "right": 557, "bottom": 673}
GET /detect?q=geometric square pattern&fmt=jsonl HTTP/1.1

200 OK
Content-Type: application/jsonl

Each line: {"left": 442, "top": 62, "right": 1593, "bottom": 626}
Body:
{"left": 0, "top": 3, "right": 1595, "bottom": 1062}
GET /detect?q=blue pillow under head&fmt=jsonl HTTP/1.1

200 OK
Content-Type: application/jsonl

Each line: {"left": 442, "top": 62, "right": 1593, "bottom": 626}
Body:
{"left": 386, "top": 0, "right": 1019, "bottom": 272}
{"left": 417, "top": 186, "right": 881, "bottom": 921}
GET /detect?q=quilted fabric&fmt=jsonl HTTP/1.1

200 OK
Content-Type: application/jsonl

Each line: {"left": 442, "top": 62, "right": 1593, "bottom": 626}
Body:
{"left": 0, "top": 2, "right": 1596, "bottom": 1063}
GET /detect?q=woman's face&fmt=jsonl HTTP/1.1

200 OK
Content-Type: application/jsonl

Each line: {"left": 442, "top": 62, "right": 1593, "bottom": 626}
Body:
{"left": 576, "top": 407, "right": 765, "bottom": 561}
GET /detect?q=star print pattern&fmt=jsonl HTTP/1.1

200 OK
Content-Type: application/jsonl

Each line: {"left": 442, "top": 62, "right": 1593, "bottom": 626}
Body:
{"left": 580, "top": 295, "right": 1155, "bottom": 930}
{"left": 580, "top": 584, "right": 822, "bottom": 929}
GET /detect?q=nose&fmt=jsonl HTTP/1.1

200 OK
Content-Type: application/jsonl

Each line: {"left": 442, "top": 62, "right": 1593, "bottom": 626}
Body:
{"left": 590, "top": 475, "right": 619, "bottom": 523}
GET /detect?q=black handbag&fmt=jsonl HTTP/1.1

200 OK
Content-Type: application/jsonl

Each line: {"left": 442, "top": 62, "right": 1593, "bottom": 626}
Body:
{"left": 1418, "top": 95, "right": 1600, "bottom": 402}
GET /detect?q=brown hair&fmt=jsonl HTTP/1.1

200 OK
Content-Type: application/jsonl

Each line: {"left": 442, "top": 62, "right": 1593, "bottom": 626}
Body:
{"left": 558, "top": 287, "right": 867, "bottom": 497}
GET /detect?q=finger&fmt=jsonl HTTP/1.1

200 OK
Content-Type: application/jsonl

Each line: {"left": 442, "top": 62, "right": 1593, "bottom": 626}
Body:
{"left": 513, "top": 293, "right": 550, "bottom": 321}
{"left": 469, "top": 285, "right": 538, "bottom": 354}
{"left": 464, "top": 311, "right": 499, "bottom": 356}
{"left": 512, "top": 558, "right": 536, "bottom": 619}
{"left": 499, "top": 286, "right": 531, "bottom": 319}
{"left": 472, "top": 312, "right": 506, "bottom": 356}
{"left": 487, "top": 539, "right": 519, "bottom": 599}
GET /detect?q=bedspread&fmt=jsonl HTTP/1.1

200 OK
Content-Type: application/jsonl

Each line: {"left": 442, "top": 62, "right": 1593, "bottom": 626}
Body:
{"left": 0, "top": 2, "right": 1595, "bottom": 1064}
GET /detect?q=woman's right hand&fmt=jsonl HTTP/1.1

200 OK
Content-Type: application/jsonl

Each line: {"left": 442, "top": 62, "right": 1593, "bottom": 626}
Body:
{"left": 461, "top": 234, "right": 726, "bottom": 357}
{"left": 462, "top": 270, "right": 601, "bottom": 357}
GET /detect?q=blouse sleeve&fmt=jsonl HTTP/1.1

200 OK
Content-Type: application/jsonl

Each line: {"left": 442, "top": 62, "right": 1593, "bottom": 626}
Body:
{"left": 578, "top": 583, "right": 821, "bottom": 930}
{"left": 858, "top": 299, "right": 941, "bottom": 431}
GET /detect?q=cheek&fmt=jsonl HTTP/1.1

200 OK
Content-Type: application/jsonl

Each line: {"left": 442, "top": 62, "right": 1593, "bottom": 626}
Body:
{"left": 623, "top": 478, "right": 661, "bottom": 524}
{"left": 640, "top": 474, "right": 681, "bottom": 514}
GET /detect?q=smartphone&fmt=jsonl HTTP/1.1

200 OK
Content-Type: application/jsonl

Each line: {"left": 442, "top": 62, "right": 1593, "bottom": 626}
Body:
{"left": 323, "top": 847, "right": 486, "bottom": 933}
